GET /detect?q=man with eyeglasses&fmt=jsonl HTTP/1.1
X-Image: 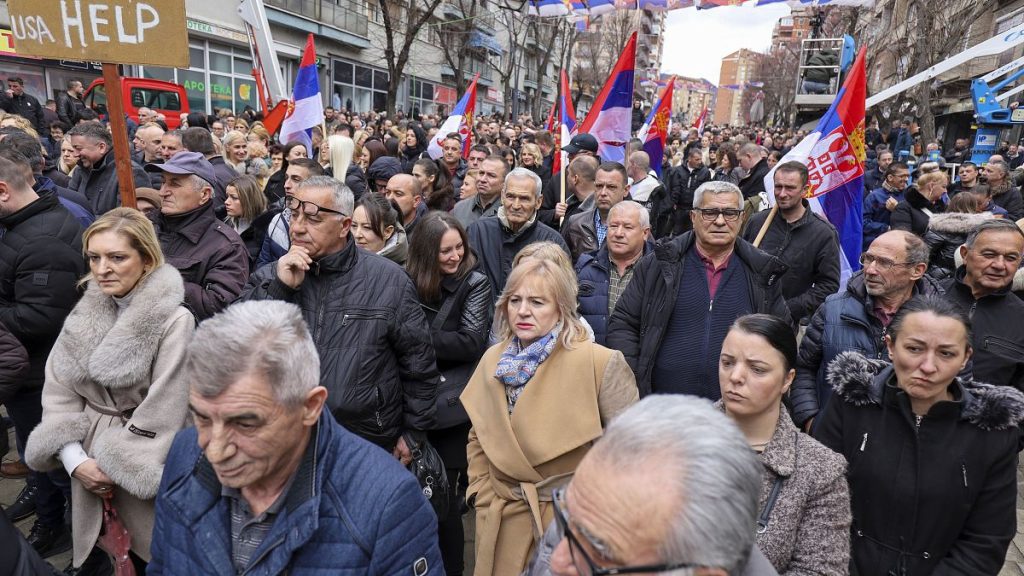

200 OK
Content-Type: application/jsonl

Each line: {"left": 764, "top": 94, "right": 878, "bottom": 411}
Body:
{"left": 525, "top": 396, "right": 779, "bottom": 576}
{"left": 146, "top": 151, "right": 249, "bottom": 320}
{"left": 607, "top": 181, "right": 790, "bottom": 400}
{"left": 242, "top": 176, "right": 440, "bottom": 461}
{"left": 941, "top": 220, "right": 1024, "bottom": 389}
{"left": 256, "top": 159, "right": 325, "bottom": 269}
{"left": 792, "top": 230, "right": 941, "bottom": 433}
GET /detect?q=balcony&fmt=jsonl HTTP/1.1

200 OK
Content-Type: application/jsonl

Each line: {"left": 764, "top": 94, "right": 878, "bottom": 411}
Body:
{"left": 265, "top": 0, "right": 370, "bottom": 48}
{"left": 441, "top": 2, "right": 463, "bottom": 19}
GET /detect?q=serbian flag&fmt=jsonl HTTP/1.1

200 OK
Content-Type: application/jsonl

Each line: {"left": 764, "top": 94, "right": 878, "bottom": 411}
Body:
{"left": 554, "top": 70, "right": 577, "bottom": 176}
{"left": 428, "top": 74, "right": 479, "bottom": 160}
{"left": 637, "top": 76, "right": 674, "bottom": 178}
{"left": 580, "top": 32, "right": 636, "bottom": 163}
{"left": 280, "top": 34, "right": 323, "bottom": 155}
{"left": 764, "top": 47, "right": 866, "bottom": 286}
{"left": 692, "top": 105, "right": 707, "bottom": 135}
{"left": 545, "top": 99, "right": 557, "bottom": 131}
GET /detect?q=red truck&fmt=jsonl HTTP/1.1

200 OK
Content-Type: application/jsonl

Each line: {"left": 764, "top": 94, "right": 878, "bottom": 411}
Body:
{"left": 83, "top": 77, "right": 189, "bottom": 129}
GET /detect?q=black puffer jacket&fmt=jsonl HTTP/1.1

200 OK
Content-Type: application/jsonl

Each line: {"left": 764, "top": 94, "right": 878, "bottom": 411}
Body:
{"left": 923, "top": 212, "right": 994, "bottom": 280}
{"left": 991, "top": 184, "right": 1024, "bottom": 220}
{"left": 891, "top": 186, "right": 943, "bottom": 237}
{"left": 606, "top": 232, "right": 790, "bottom": 396}
{"left": 816, "top": 353, "right": 1024, "bottom": 576}
{"left": 0, "top": 319, "right": 30, "bottom": 403}
{"left": 68, "top": 149, "right": 151, "bottom": 215}
{"left": 0, "top": 191, "right": 84, "bottom": 391}
{"left": 739, "top": 157, "right": 771, "bottom": 199}
{"left": 242, "top": 239, "right": 440, "bottom": 448}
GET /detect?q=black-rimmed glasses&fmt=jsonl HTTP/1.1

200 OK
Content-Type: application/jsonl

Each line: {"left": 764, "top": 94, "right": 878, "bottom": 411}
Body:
{"left": 694, "top": 208, "right": 742, "bottom": 222}
{"left": 551, "top": 488, "right": 704, "bottom": 576}
{"left": 285, "top": 195, "right": 348, "bottom": 219}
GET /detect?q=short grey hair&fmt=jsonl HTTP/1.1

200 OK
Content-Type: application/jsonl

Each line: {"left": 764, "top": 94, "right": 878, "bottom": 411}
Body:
{"left": 297, "top": 175, "right": 354, "bottom": 216}
{"left": 738, "top": 142, "right": 760, "bottom": 158}
{"left": 588, "top": 396, "right": 760, "bottom": 573}
{"left": 693, "top": 181, "right": 743, "bottom": 210}
{"left": 609, "top": 200, "right": 650, "bottom": 229}
{"left": 186, "top": 301, "right": 320, "bottom": 407}
{"left": 965, "top": 218, "right": 1024, "bottom": 248}
{"left": 505, "top": 167, "right": 543, "bottom": 198}
{"left": 187, "top": 174, "right": 213, "bottom": 194}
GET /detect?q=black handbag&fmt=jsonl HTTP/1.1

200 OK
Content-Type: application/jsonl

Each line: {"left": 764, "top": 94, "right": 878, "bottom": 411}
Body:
{"left": 404, "top": 432, "right": 451, "bottom": 521}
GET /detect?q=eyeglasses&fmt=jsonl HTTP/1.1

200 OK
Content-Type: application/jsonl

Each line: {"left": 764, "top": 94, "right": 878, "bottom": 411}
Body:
{"left": 552, "top": 488, "right": 703, "bottom": 576}
{"left": 694, "top": 208, "right": 742, "bottom": 222}
{"left": 285, "top": 195, "right": 347, "bottom": 220}
{"left": 859, "top": 253, "right": 915, "bottom": 271}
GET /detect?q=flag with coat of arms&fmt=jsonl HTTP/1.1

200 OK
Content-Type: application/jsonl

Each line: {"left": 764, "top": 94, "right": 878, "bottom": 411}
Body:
{"left": 428, "top": 74, "right": 479, "bottom": 160}
{"left": 280, "top": 34, "right": 323, "bottom": 156}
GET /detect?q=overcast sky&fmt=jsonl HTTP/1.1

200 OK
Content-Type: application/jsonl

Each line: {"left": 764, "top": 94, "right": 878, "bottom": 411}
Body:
{"left": 660, "top": 3, "right": 793, "bottom": 85}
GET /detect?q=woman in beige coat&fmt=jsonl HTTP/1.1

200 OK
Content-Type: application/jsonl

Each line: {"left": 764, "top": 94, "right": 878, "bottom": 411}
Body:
{"left": 462, "top": 256, "right": 639, "bottom": 576}
{"left": 25, "top": 208, "right": 194, "bottom": 572}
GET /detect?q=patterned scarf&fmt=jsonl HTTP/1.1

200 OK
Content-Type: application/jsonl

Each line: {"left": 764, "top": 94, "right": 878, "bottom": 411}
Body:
{"left": 496, "top": 324, "right": 561, "bottom": 414}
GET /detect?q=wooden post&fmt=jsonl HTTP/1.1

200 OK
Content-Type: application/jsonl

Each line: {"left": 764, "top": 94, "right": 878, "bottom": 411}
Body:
{"left": 102, "top": 63, "right": 137, "bottom": 209}
{"left": 752, "top": 204, "right": 777, "bottom": 248}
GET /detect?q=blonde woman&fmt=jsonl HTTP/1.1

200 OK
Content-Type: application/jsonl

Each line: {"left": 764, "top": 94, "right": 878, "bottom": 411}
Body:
{"left": 462, "top": 256, "right": 638, "bottom": 576}
{"left": 224, "top": 175, "right": 271, "bottom": 270}
{"left": 327, "top": 134, "right": 367, "bottom": 199}
{"left": 25, "top": 208, "right": 194, "bottom": 573}
{"left": 59, "top": 135, "right": 78, "bottom": 177}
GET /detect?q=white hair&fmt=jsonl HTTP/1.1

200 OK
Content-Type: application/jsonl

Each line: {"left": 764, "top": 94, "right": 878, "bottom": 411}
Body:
{"left": 327, "top": 135, "right": 354, "bottom": 181}
{"left": 609, "top": 200, "right": 650, "bottom": 229}
{"left": 505, "top": 167, "right": 543, "bottom": 198}
{"left": 297, "top": 175, "right": 355, "bottom": 216}
{"left": 692, "top": 181, "right": 743, "bottom": 210}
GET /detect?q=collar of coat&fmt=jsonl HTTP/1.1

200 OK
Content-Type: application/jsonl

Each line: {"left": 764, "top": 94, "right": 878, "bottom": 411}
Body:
{"left": 497, "top": 206, "right": 538, "bottom": 237}
{"left": 653, "top": 231, "right": 788, "bottom": 287}
{"left": 951, "top": 264, "right": 1013, "bottom": 301}
{"left": 826, "top": 351, "right": 1024, "bottom": 431}
{"left": 311, "top": 235, "right": 359, "bottom": 276}
{"left": 158, "top": 202, "right": 217, "bottom": 244}
{"left": 715, "top": 401, "right": 800, "bottom": 478}
{"left": 0, "top": 189, "right": 59, "bottom": 229}
{"left": 55, "top": 264, "right": 185, "bottom": 389}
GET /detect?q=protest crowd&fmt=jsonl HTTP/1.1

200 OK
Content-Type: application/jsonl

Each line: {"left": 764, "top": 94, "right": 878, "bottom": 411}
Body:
{"left": 1, "top": 81, "right": 1024, "bottom": 576}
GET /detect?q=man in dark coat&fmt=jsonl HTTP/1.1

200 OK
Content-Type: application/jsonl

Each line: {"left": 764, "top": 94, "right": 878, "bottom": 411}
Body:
{"left": 0, "top": 147, "right": 83, "bottom": 555}
{"left": 607, "top": 181, "right": 790, "bottom": 399}
{"left": 0, "top": 78, "right": 45, "bottom": 132}
{"left": 55, "top": 80, "right": 86, "bottom": 126}
{"left": 180, "top": 127, "right": 229, "bottom": 218}
{"left": 737, "top": 143, "right": 770, "bottom": 200}
{"left": 468, "top": 168, "right": 570, "bottom": 299}
{"left": 981, "top": 160, "right": 1024, "bottom": 220}
{"left": 742, "top": 161, "right": 840, "bottom": 325}
{"left": 242, "top": 176, "right": 439, "bottom": 455}
{"left": 562, "top": 161, "right": 629, "bottom": 262}
{"left": 146, "top": 152, "right": 249, "bottom": 321}
{"left": 670, "top": 147, "right": 712, "bottom": 234}
{"left": 453, "top": 156, "right": 507, "bottom": 229}
{"left": 67, "top": 121, "right": 151, "bottom": 215}
{"left": 941, "top": 220, "right": 1024, "bottom": 391}
{"left": 538, "top": 133, "right": 599, "bottom": 228}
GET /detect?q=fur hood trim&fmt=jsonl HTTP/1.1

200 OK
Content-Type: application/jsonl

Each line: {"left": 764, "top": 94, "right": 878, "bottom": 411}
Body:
{"left": 55, "top": 264, "right": 184, "bottom": 390}
{"left": 926, "top": 211, "right": 994, "bottom": 235}
{"left": 827, "top": 352, "right": 1024, "bottom": 431}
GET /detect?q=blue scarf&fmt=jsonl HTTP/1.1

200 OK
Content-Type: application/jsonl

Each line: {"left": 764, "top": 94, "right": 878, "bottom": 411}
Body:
{"left": 496, "top": 324, "right": 561, "bottom": 413}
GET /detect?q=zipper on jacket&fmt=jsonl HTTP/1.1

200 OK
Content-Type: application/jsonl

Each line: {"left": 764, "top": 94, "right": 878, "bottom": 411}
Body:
{"left": 969, "top": 301, "right": 977, "bottom": 319}
{"left": 962, "top": 463, "right": 968, "bottom": 488}
{"left": 242, "top": 535, "right": 287, "bottom": 575}
{"left": 859, "top": 432, "right": 868, "bottom": 451}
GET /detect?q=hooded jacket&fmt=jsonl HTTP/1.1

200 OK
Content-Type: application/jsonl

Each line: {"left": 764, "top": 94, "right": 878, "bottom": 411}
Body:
{"left": 923, "top": 212, "right": 995, "bottom": 280}
{"left": 816, "top": 353, "right": 1024, "bottom": 576}
{"left": 377, "top": 224, "right": 409, "bottom": 266}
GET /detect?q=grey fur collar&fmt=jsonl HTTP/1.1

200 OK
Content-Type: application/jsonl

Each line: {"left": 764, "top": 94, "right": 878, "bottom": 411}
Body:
{"left": 926, "top": 212, "right": 994, "bottom": 234}
{"left": 827, "top": 351, "right": 1024, "bottom": 431}
{"left": 55, "top": 264, "right": 185, "bottom": 389}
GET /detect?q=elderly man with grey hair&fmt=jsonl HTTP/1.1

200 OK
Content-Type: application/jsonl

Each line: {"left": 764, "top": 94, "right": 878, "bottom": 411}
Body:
{"left": 526, "top": 395, "right": 779, "bottom": 576}
{"left": 242, "top": 176, "right": 440, "bottom": 461}
{"left": 149, "top": 300, "right": 443, "bottom": 575}
{"left": 607, "top": 181, "right": 789, "bottom": 399}
{"left": 467, "top": 166, "right": 570, "bottom": 298}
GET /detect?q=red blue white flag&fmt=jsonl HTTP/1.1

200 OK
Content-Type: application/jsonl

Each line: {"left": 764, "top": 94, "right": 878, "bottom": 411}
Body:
{"left": 554, "top": 70, "right": 577, "bottom": 176}
{"left": 428, "top": 74, "right": 479, "bottom": 160}
{"left": 637, "top": 76, "right": 674, "bottom": 178}
{"left": 280, "top": 34, "right": 323, "bottom": 156}
{"left": 580, "top": 32, "right": 636, "bottom": 163}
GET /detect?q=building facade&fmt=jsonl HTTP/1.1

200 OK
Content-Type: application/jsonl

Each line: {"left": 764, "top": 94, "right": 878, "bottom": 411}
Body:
{"left": 715, "top": 48, "right": 759, "bottom": 127}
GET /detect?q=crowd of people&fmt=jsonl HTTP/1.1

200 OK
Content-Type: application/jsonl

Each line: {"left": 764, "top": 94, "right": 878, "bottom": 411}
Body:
{"left": 0, "top": 80, "right": 1023, "bottom": 576}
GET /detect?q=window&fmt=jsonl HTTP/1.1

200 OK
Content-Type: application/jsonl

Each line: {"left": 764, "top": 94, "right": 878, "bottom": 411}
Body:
{"left": 333, "top": 58, "right": 388, "bottom": 113}
{"left": 139, "top": 41, "right": 258, "bottom": 115}
{"left": 130, "top": 87, "right": 182, "bottom": 111}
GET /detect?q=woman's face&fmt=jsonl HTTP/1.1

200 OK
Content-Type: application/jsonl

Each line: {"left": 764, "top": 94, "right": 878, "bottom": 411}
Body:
{"left": 319, "top": 141, "right": 331, "bottom": 163}
{"left": 412, "top": 164, "right": 434, "bottom": 192}
{"left": 438, "top": 228, "right": 464, "bottom": 276}
{"left": 287, "top": 146, "right": 307, "bottom": 162}
{"left": 720, "top": 154, "right": 732, "bottom": 170}
{"left": 521, "top": 150, "right": 535, "bottom": 166}
{"left": 351, "top": 205, "right": 388, "bottom": 253}
{"left": 86, "top": 231, "right": 148, "bottom": 297}
{"left": 460, "top": 176, "right": 477, "bottom": 199}
{"left": 504, "top": 152, "right": 516, "bottom": 167}
{"left": 271, "top": 153, "right": 283, "bottom": 172}
{"left": 225, "top": 185, "right": 243, "bottom": 219}
{"left": 359, "top": 148, "right": 371, "bottom": 168}
{"left": 406, "top": 129, "right": 417, "bottom": 148}
{"left": 926, "top": 179, "right": 947, "bottom": 202}
{"left": 507, "top": 275, "right": 561, "bottom": 347}
{"left": 61, "top": 141, "right": 78, "bottom": 167}
{"left": 887, "top": 311, "right": 971, "bottom": 409}
{"left": 719, "top": 329, "right": 793, "bottom": 420}
{"left": 230, "top": 140, "right": 247, "bottom": 162}
{"left": 365, "top": 125, "right": 376, "bottom": 136}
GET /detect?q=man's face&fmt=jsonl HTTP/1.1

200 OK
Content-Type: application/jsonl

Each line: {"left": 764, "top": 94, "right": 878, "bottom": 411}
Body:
{"left": 138, "top": 108, "right": 154, "bottom": 123}
{"left": 488, "top": 122, "right": 499, "bottom": 136}
{"left": 960, "top": 164, "right": 978, "bottom": 184}
{"left": 190, "top": 374, "right": 324, "bottom": 491}
{"left": 8, "top": 82, "right": 23, "bottom": 96}
{"left": 1011, "top": 145, "right": 1019, "bottom": 156}
{"left": 442, "top": 139, "right": 462, "bottom": 165}
{"left": 961, "top": 230, "right": 1024, "bottom": 297}
{"left": 384, "top": 175, "right": 421, "bottom": 223}
{"left": 71, "top": 82, "right": 84, "bottom": 96}
{"left": 159, "top": 173, "right": 210, "bottom": 215}
{"left": 161, "top": 135, "right": 183, "bottom": 160}
{"left": 324, "top": 109, "right": 335, "bottom": 120}
{"left": 70, "top": 135, "right": 108, "bottom": 169}
{"left": 288, "top": 185, "right": 350, "bottom": 260}
{"left": 477, "top": 159, "right": 506, "bottom": 199}
{"left": 885, "top": 167, "right": 909, "bottom": 190}
{"left": 468, "top": 150, "right": 488, "bottom": 170}
{"left": 283, "top": 165, "right": 311, "bottom": 196}
{"left": 773, "top": 170, "right": 805, "bottom": 212}
{"left": 862, "top": 233, "right": 922, "bottom": 299}
{"left": 738, "top": 152, "right": 758, "bottom": 171}
{"left": 211, "top": 122, "right": 226, "bottom": 138}
{"left": 606, "top": 207, "right": 648, "bottom": 261}
{"left": 139, "top": 127, "right": 163, "bottom": 160}
{"left": 878, "top": 152, "right": 893, "bottom": 171}
{"left": 502, "top": 177, "right": 541, "bottom": 229}
{"left": 981, "top": 164, "right": 1004, "bottom": 184}
{"left": 594, "top": 169, "right": 627, "bottom": 214}
{"left": 687, "top": 152, "right": 702, "bottom": 169}
{"left": 690, "top": 192, "right": 742, "bottom": 251}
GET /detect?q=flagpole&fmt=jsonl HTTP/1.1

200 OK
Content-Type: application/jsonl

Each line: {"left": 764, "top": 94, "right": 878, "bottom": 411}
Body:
{"left": 559, "top": 20, "right": 569, "bottom": 226}
{"left": 752, "top": 204, "right": 777, "bottom": 248}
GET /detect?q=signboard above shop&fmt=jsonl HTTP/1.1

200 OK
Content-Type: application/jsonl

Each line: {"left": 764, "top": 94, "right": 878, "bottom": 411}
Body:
{"left": 7, "top": 0, "right": 188, "bottom": 68}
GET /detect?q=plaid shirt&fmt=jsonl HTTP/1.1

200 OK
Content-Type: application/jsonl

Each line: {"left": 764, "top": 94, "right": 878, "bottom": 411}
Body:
{"left": 594, "top": 209, "right": 607, "bottom": 248}
{"left": 608, "top": 261, "right": 637, "bottom": 315}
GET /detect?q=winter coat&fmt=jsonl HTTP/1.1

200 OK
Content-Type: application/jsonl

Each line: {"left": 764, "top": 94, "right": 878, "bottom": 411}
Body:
{"left": 462, "top": 341, "right": 639, "bottom": 576}
{"left": 68, "top": 149, "right": 151, "bottom": 216}
{"left": 242, "top": 238, "right": 440, "bottom": 448}
{"left": 816, "top": 353, "right": 1024, "bottom": 576}
{"left": 0, "top": 191, "right": 84, "bottom": 391}
{"left": 377, "top": 224, "right": 409, "bottom": 266}
{"left": 56, "top": 91, "right": 86, "bottom": 126}
{"left": 155, "top": 202, "right": 249, "bottom": 321}
{"left": 740, "top": 158, "right": 771, "bottom": 199}
{"left": 923, "top": 212, "right": 994, "bottom": 280}
{"left": 742, "top": 202, "right": 840, "bottom": 324}
{"left": 992, "top": 184, "right": 1024, "bottom": 220}
{"left": 631, "top": 178, "right": 674, "bottom": 239}
{"left": 714, "top": 167, "right": 743, "bottom": 185}
{"left": 716, "top": 403, "right": 851, "bottom": 576}
{"left": 670, "top": 163, "right": 712, "bottom": 232}
{"left": 791, "top": 272, "right": 944, "bottom": 429}
{"left": 0, "top": 91, "right": 45, "bottom": 131}
{"left": 941, "top": 267, "right": 1024, "bottom": 391}
{"left": 24, "top": 265, "right": 194, "bottom": 567}
{"left": 575, "top": 244, "right": 651, "bottom": 346}
{"left": 454, "top": 194, "right": 502, "bottom": 229}
{"left": 0, "top": 513, "right": 54, "bottom": 576}
{"left": 149, "top": 410, "right": 443, "bottom": 576}
{"left": 861, "top": 187, "right": 904, "bottom": 250}
{"left": 228, "top": 208, "right": 278, "bottom": 272}
{"left": 561, "top": 207, "right": 601, "bottom": 263}
{"left": 0, "top": 319, "right": 29, "bottom": 404}
{"left": 33, "top": 175, "right": 94, "bottom": 230}
{"left": 606, "top": 232, "right": 790, "bottom": 397}
{"left": 467, "top": 212, "right": 570, "bottom": 298}
{"left": 891, "top": 186, "right": 943, "bottom": 237}
{"left": 539, "top": 179, "right": 591, "bottom": 231}
{"left": 323, "top": 163, "right": 369, "bottom": 201}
